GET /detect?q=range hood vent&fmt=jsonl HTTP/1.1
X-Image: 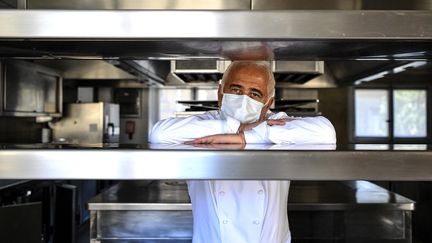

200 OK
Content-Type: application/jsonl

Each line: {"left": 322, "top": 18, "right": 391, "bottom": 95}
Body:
{"left": 273, "top": 61, "right": 324, "bottom": 84}
{"left": 169, "top": 60, "right": 324, "bottom": 85}
{"left": 274, "top": 73, "right": 321, "bottom": 84}
{"left": 175, "top": 73, "right": 224, "bottom": 82}
{"left": 168, "top": 60, "right": 228, "bottom": 84}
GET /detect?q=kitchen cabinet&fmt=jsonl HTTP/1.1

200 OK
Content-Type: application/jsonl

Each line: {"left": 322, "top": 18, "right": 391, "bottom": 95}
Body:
{"left": 0, "top": 61, "right": 62, "bottom": 117}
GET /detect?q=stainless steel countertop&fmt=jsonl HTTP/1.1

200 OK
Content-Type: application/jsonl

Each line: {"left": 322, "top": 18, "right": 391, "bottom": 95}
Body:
{"left": 88, "top": 180, "right": 415, "bottom": 211}
{"left": 0, "top": 144, "right": 432, "bottom": 180}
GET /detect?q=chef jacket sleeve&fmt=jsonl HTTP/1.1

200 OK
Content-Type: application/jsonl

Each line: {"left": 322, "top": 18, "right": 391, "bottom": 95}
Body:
{"left": 243, "top": 112, "right": 336, "bottom": 144}
{"left": 149, "top": 114, "right": 240, "bottom": 144}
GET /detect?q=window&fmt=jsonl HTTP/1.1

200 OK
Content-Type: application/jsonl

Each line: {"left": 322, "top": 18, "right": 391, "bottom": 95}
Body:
{"left": 355, "top": 90, "right": 389, "bottom": 137}
{"left": 393, "top": 89, "right": 427, "bottom": 138}
{"left": 354, "top": 88, "right": 428, "bottom": 141}
{"left": 159, "top": 88, "right": 192, "bottom": 120}
{"left": 196, "top": 88, "right": 218, "bottom": 100}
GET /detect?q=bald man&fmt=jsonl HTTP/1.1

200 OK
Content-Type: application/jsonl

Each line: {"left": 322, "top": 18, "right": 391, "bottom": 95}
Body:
{"left": 150, "top": 61, "right": 336, "bottom": 243}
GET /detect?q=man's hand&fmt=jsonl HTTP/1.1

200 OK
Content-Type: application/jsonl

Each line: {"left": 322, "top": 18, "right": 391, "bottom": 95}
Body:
{"left": 189, "top": 143, "right": 246, "bottom": 150}
{"left": 238, "top": 118, "right": 295, "bottom": 132}
{"left": 238, "top": 120, "right": 263, "bottom": 133}
{"left": 185, "top": 133, "right": 245, "bottom": 144}
{"left": 267, "top": 118, "right": 296, "bottom": 126}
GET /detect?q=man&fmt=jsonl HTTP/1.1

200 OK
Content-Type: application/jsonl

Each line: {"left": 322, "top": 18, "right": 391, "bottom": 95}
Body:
{"left": 150, "top": 61, "right": 336, "bottom": 243}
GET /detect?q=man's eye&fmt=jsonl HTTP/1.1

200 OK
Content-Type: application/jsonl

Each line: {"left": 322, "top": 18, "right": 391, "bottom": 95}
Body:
{"left": 232, "top": 88, "right": 242, "bottom": 94}
{"left": 251, "top": 92, "right": 261, "bottom": 98}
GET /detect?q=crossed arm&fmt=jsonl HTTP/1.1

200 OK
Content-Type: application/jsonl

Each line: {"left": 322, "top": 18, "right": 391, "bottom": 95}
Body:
{"left": 149, "top": 112, "right": 336, "bottom": 145}
{"left": 184, "top": 119, "right": 288, "bottom": 144}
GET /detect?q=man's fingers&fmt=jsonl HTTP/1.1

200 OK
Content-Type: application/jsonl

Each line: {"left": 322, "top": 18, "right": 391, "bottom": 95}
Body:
{"left": 184, "top": 138, "right": 205, "bottom": 144}
{"left": 185, "top": 136, "right": 213, "bottom": 144}
{"left": 185, "top": 134, "right": 244, "bottom": 144}
{"left": 266, "top": 118, "right": 297, "bottom": 126}
{"left": 267, "top": 119, "right": 286, "bottom": 126}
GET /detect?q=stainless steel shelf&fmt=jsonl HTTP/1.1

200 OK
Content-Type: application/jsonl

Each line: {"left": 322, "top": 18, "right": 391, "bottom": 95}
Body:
{"left": 0, "top": 10, "right": 431, "bottom": 39}
{"left": 0, "top": 10, "right": 431, "bottom": 59}
{"left": 1, "top": 147, "right": 432, "bottom": 180}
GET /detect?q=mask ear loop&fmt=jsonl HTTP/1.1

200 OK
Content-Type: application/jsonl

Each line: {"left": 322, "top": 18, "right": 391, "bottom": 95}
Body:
{"left": 262, "top": 97, "right": 273, "bottom": 119}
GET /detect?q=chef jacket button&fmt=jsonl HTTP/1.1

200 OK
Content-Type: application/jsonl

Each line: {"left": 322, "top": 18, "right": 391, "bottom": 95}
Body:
{"left": 257, "top": 190, "right": 264, "bottom": 195}
{"left": 222, "top": 220, "right": 229, "bottom": 224}
{"left": 253, "top": 220, "right": 260, "bottom": 225}
{"left": 219, "top": 191, "right": 225, "bottom": 196}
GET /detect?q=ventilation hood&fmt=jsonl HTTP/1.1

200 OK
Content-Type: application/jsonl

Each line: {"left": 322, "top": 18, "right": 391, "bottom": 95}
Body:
{"left": 167, "top": 60, "right": 324, "bottom": 85}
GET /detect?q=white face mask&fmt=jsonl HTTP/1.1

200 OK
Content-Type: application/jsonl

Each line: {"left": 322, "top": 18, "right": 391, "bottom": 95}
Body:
{"left": 220, "top": 93, "right": 265, "bottom": 124}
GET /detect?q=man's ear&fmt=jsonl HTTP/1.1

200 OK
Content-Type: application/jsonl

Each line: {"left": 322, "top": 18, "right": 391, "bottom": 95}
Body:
{"left": 265, "top": 97, "right": 274, "bottom": 111}
{"left": 259, "top": 97, "right": 274, "bottom": 121}
{"left": 217, "top": 84, "right": 223, "bottom": 107}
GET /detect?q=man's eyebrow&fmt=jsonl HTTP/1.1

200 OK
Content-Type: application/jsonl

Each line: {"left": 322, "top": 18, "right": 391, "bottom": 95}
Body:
{"left": 229, "top": 84, "right": 243, "bottom": 89}
{"left": 250, "top": 88, "right": 263, "bottom": 96}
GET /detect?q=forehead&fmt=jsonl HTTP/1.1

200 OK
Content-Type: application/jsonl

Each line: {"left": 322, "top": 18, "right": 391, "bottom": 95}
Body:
{"left": 225, "top": 64, "right": 269, "bottom": 88}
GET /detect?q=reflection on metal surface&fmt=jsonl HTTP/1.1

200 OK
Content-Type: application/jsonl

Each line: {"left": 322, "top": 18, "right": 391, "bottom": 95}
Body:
{"left": 393, "top": 144, "right": 428, "bottom": 150}
{"left": 35, "top": 60, "right": 136, "bottom": 80}
{"left": 221, "top": 42, "right": 275, "bottom": 60}
{"left": 0, "top": 11, "right": 431, "bottom": 60}
{"left": 89, "top": 180, "right": 414, "bottom": 210}
{"left": 50, "top": 103, "right": 120, "bottom": 144}
{"left": 27, "top": 0, "right": 250, "bottom": 10}
{"left": 353, "top": 61, "right": 427, "bottom": 85}
{"left": 23, "top": 0, "right": 432, "bottom": 10}
{"left": 1, "top": 40, "right": 432, "bottom": 61}
{"left": 252, "top": 0, "right": 432, "bottom": 10}
{"left": 354, "top": 144, "right": 390, "bottom": 150}
{"left": 0, "top": 144, "right": 432, "bottom": 180}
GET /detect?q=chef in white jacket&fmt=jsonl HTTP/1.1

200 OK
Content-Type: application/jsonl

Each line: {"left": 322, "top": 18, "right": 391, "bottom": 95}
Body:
{"left": 150, "top": 61, "right": 336, "bottom": 243}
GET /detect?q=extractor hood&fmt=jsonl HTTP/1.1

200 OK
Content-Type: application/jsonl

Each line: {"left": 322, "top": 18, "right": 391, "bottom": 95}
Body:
{"left": 34, "top": 60, "right": 170, "bottom": 86}
{"left": 167, "top": 60, "right": 324, "bottom": 85}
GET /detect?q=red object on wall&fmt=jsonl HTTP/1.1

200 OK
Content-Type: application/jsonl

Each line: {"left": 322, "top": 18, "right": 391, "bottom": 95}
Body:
{"left": 125, "top": 121, "right": 135, "bottom": 140}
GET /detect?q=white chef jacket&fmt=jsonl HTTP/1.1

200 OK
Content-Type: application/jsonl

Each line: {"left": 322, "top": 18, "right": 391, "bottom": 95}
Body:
{"left": 150, "top": 110, "right": 336, "bottom": 243}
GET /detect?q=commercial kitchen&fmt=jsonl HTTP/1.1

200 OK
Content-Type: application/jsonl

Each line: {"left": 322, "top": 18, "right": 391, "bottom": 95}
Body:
{"left": 0, "top": 1, "right": 432, "bottom": 243}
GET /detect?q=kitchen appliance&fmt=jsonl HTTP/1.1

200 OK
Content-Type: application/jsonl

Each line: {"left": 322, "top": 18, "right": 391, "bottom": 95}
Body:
{"left": 167, "top": 60, "right": 325, "bottom": 85}
{"left": 51, "top": 102, "right": 120, "bottom": 144}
